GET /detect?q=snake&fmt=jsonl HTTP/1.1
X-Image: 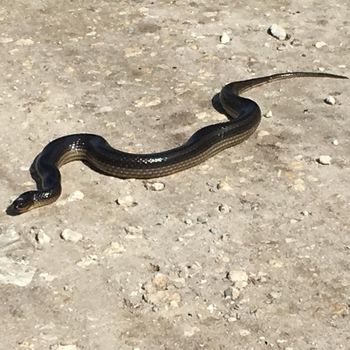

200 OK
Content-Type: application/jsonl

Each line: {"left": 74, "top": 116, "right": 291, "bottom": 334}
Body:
{"left": 7, "top": 72, "right": 347, "bottom": 215}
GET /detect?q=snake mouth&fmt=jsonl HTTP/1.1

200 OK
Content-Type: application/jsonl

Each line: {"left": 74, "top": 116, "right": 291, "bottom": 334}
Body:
{"left": 6, "top": 193, "right": 35, "bottom": 216}
{"left": 6, "top": 204, "right": 23, "bottom": 216}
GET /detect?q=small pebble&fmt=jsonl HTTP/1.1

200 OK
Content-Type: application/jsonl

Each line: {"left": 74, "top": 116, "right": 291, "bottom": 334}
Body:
{"left": 152, "top": 273, "right": 169, "bottom": 291}
{"left": 314, "top": 41, "right": 327, "bottom": 49}
{"left": 332, "top": 302, "right": 349, "bottom": 317}
{"left": 104, "top": 242, "right": 126, "bottom": 255}
{"left": 195, "top": 112, "right": 208, "bottom": 120}
{"left": 227, "top": 270, "right": 248, "bottom": 283}
{"left": 207, "top": 304, "right": 216, "bottom": 313}
{"left": 76, "top": 255, "right": 98, "bottom": 267}
{"left": 290, "top": 38, "right": 302, "bottom": 47}
{"left": 293, "top": 178, "right": 305, "bottom": 192}
{"left": 257, "top": 130, "right": 270, "bottom": 138}
{"left": 35, "top": 230, "right": 51, "bottom": 245}
{"left": 172, "top": 277, "right": 186, "bottom": 289}
{"left": 239, "top": 329, "right": 251, "bottom": 337}
{"left": 124, "top": 47, "right": 143, "bottom": 58}
{"left": 264, "top": 110, "right": 273, "bottom": 118}
{"left": 144, "top": 181, "right": 165, "bottom": 191}
{"left": 220, "top": 32, "right": 231, "bottom": 44}
{"left": 217, "top": 181, "right": 232, "bottom": 191}
{"left": 124, "top": 225, "right": 143, "bottom": 235}
{"left": 134, "top": 96, "right": 161, "bottom": 108}
{"left": 67, "top": 190, "right": 84, "bottom": 202}
{"left": 218, "top": 204, "right": 231, "bottom": 214}
{"left": 209, "top": 227, "right": 220, "bottom": 235}
{"left": 277, "top": 43, "right": 287, "bottom": 51}
{"left": 116, "top": 195, "right": 137, "bottom": 207}
{"left": 184, "top": 218, "right": 193, "bottom": 225}
{"left": 98, "top": 106, "right": 113, "bottom": 113}
{"left": 324, "top": 95, "right": 336, "bottom": 105}
{"left": 183, "top": 326, "right": 200, "bottom": 337}
{"left": 332, "top": 139, "right": 339, "bottom": 146}
{"left": 317, "top": 155, "right": 332, "bottom": 165}
{"left": 223, "top": 286, "right": 240, "bottom": 300}
{"left": 197, "top": 215, "right": 208, "bottom": 224}
{"left": 268, "top": 259, "right": 284, "bottom": 268}
{"left": 268, "top": 24, "right": 287, "bottom": 40}
{"left": 61, "top": 229, "right": 83, "bottom": 243}
{"left": 143, "top": 289, "right": 181, "bottom": 306}
{"left": 15, "top": 38, "right": 34, "bottom": 46}
{"left": 268, "top": 291, "right": 282, "bottom": 299}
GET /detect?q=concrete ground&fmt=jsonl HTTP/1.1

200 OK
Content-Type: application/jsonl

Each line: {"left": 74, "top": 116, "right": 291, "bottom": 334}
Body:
{"left": 0, "top": 1, "right": 349, "bottom": 349}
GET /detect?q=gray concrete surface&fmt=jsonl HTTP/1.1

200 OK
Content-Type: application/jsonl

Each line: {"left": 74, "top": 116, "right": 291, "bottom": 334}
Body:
{"left": 0, "top": 1, "right": 349, "bottom": 349}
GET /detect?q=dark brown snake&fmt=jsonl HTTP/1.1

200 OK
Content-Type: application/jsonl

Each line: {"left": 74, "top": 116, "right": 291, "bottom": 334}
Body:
{"left": 7, "top": 72, "right": 347, "bottom": 215}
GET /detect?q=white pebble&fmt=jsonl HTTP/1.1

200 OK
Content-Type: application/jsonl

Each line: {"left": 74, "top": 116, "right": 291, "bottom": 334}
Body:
{"left": 332, "top": 139, "right": 339, "bottom": 146}
{"left": 183, "top": 326, "right": 200, "bottom": 337}
{"left": 317, "top": 155, "right": 332, "bottom": 165}
{"left": 228, "top": 270, "right": 248, "bottom": 283}
{"left": 36, "top": 230, "right": 51, "bottom": 245}
{"left": 217, "top": 181, "right": 232, "bottom": 191}
{"left": 67, "top": 190, "right": 84, "bottom": 202}
{"left": 264, "top": 110, "right": 273, "bottom": 118}
{"left": 98, "top": 106, "right": 113, "bottom": 113}
{"left": 207, "top": 304, "right": 216, "bottom": 313}
{"left": 76, "top": 255, "right": 98, "bottom": 267}
{"left": 239, "top": 329, "right": 251, "bottom": 337}
{"left": 184, "top": 218, "right": 193, "bottom": 225}
{"left": 124, "top": 225, "right": 143, "bottom": 235}
{"left": 104, "top": 242, "right": 126, "bottom": 255}
{"left": 257, "top": 130, "right": 270, "bottom": 138}
{"left": 269, "top": 290, "right": 282, "bottom": 299}
{"left": 60, "top": 229, "right": 83, "bottom": 243}
{"left": 116, "top": 195, "right": 137, "bottom": 207}
{"left": 268, "top": 24, "right": 287, "bottom": 40}
{"left": 144, "top": 181, "right": 165, "bottom": 191}
{"left": 268, "top": 259, "right": 284, "bottom": 268}
{"left": 134, "top": 96, "right": 161, "bottom": 108}
{"left": 324, "top": 95, "right": 336, "bottom": 105}
{"left": 152, "top": 273, "right": 169, "bottom": 291}
{"left": 293, "top": 178, "right": 305, "bottom": 192}
{"left": 220, "top": 32, "right": 231, "bottom": 44}
{"left": 218, "top": 204, "right": 231, "bottom": 214}
{"left": 195, "top": 112, "right": 208, "bottom": 120}
{"left": 224, "top": 286, "right": 240, "bottom": 300}
{"left": 315, "top": 41, "right": 327, "bottom": 49}
{"left": 15, "top": 38, "right": 34, "bottom": 46}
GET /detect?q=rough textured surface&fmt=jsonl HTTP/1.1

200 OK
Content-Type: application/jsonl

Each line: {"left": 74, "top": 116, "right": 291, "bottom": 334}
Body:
{"left": 0, "top": 1, "right": 349, "bottom": 349}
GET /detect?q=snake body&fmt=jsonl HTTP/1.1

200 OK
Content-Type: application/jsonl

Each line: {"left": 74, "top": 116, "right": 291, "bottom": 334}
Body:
{"left": 7, "top": 72, "right": 347, "bottom": 215}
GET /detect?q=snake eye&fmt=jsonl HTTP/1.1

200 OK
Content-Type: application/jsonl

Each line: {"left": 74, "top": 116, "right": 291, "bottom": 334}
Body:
{"left": 13, "top": 198, "right": 27, "bottom": 210}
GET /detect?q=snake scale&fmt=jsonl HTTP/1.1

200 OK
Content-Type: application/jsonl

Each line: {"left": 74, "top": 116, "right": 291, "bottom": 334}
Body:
{"left": 7, "top": 72, "right": 347, "bottom": 215}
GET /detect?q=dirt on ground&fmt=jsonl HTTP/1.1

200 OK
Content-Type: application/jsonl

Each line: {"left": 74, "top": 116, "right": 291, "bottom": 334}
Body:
{"left": 0, "top": 1, "right": 349, "bottom": 349}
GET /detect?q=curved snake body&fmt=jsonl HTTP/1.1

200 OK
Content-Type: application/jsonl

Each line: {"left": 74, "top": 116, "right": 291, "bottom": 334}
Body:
{"left": 7, "top": 72, "right": 347, "bottom": 214}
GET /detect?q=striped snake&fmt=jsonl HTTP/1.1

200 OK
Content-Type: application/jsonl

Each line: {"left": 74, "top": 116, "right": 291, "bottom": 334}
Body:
{"left": 7, "top": 72, "right": 347, "bottom": 215}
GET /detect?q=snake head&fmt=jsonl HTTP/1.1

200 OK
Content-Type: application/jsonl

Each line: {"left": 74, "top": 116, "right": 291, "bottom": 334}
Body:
{"left": 6, "top": 191, "right": 35, "bottom": 215}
